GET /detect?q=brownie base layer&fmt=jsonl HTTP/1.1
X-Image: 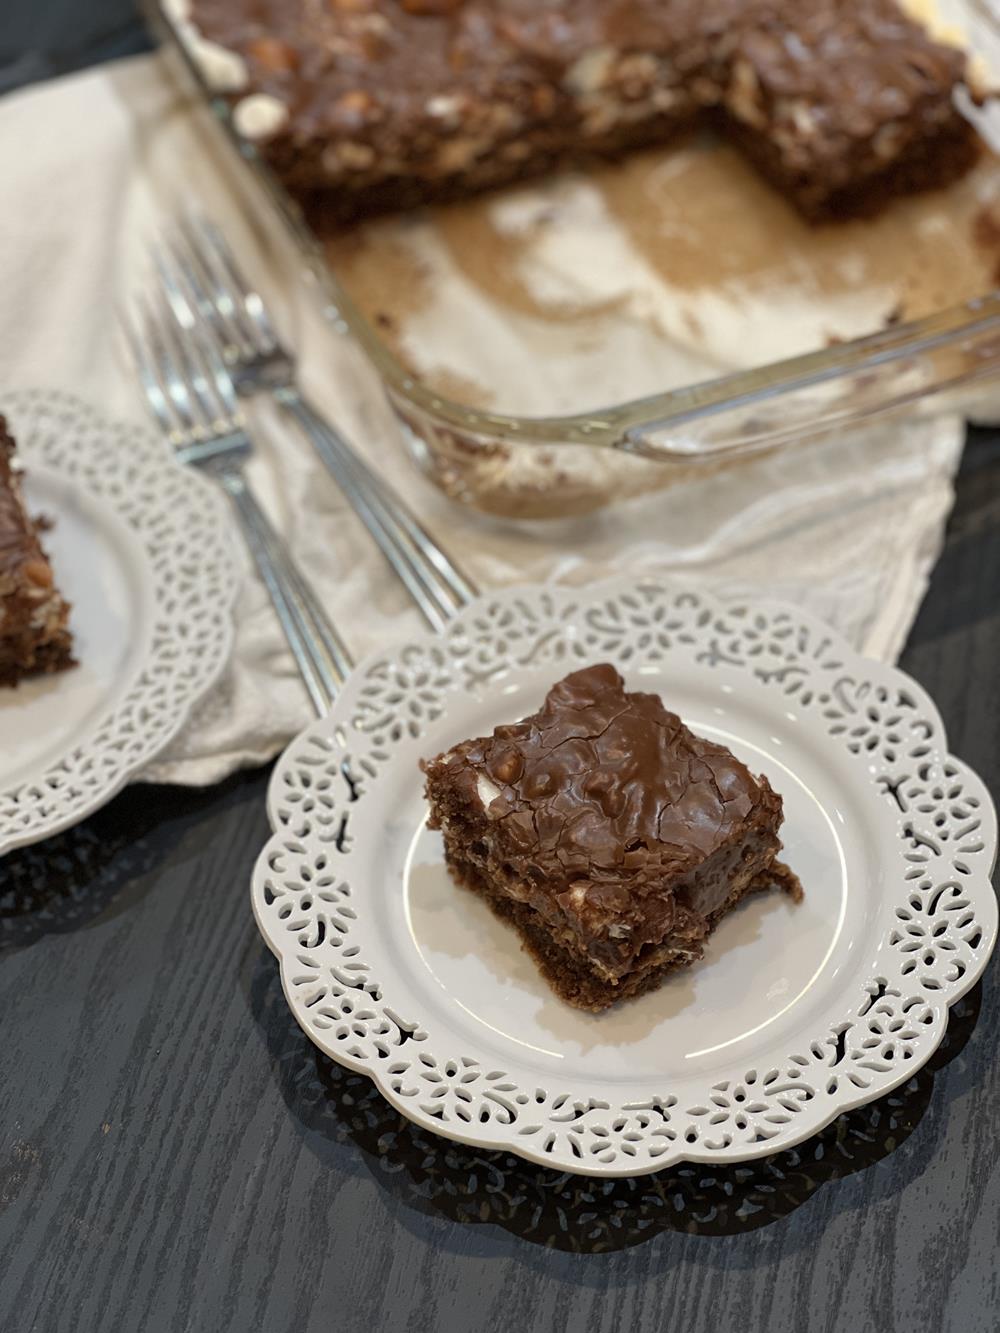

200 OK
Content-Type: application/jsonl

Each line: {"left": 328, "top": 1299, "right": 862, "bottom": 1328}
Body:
{"left": 298, "top": 114, "right": 694, "bottom": 230}
{"left": 725, "top": 115, "right": 980, "bottom": 224}
{"left": 444, "top": 847, "right": 803, "bottom": 1013}
{"left": 298, "top": 111, "right": 979, "bottom": 229}
{"left": 0, "top": 628, "right": 76, "bottom": 688}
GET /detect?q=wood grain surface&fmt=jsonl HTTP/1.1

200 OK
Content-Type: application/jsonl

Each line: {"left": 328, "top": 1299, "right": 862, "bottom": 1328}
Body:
{"left": 1, "top": 12, "right": 999, "bottom": 1331}
{"left": 1, "top": 438, "right": 996, "bottom": 1333}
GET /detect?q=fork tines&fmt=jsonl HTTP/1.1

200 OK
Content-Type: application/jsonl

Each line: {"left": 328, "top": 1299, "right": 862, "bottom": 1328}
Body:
{"left": 141, "top": 209, "right": 478, "bottom": 630}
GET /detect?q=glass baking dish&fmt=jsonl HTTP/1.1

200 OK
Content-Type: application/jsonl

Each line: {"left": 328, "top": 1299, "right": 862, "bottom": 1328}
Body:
{"left": 147, "top": 0, "right": 1000, "bottom": 519}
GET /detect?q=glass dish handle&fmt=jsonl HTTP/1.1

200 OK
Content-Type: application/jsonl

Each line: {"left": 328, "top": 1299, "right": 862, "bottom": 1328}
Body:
{"left": 620, "top": 292, "right": 1000, "bottom": 462}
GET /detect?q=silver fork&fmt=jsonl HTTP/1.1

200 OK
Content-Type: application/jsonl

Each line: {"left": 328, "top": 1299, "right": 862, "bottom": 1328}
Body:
{"left": 121, "top": 284, "right": 354, "bottom": 717}
{"left": 165, "top": 213, "right": 477, "bottom": 634}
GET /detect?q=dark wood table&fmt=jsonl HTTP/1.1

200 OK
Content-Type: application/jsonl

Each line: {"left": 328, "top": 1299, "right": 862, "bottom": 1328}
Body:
{"left": 2, "top": 9, "right": 999, "bottom": 1331}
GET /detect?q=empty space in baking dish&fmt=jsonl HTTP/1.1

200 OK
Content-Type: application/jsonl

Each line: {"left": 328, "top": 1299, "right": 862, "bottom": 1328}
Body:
{"left": 319, "top": 137, "right": 1000, "bottom": 420}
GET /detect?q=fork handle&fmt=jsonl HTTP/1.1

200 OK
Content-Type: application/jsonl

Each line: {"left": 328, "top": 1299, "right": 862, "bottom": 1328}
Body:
{"left": 275, "top": 387, "right": 477, "bottom": 629}
{"left": 219, "top": 470, "right": 353, "bottom": 716}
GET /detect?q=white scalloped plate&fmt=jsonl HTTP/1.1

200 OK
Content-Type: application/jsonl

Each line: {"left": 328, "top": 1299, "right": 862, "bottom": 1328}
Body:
{"left": 252, "top": 580, "right": 997, "bottom": 1176}
{"left": 0, "top": 390, "right": 238, "bottom": 855}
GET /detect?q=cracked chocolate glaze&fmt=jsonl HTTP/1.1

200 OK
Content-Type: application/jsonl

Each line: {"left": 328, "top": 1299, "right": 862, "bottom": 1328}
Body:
{"left": 424, "top": 664, "right": 795, "bottom": 980}
{"left": 437, "top": 662, "right": 780, "bottom": 874}
{"left": 190, "top": 0, "right": 975, "bottom": 221}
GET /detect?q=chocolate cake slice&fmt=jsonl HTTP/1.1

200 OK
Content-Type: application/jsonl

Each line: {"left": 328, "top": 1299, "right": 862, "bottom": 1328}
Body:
{"left": 422, "top": 663, "right": 801, "bottom": 1011}
{"left": 0, "top": 416, "right": 74, "bottom": 687}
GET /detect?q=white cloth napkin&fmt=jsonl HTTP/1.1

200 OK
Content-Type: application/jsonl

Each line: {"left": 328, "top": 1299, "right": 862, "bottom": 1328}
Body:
{"left": 0, "top": 55, "right": 965, "bottom": 786}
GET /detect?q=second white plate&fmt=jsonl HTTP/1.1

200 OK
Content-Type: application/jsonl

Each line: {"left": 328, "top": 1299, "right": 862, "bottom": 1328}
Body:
{"left": 0, "top": 390, "right": 238, "bottom": 855}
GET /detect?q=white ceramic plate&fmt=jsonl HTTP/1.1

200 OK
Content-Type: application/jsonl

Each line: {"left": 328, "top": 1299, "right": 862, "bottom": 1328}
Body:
{"left": 252, "top": 580, "right": 997, "bottom": 1176}
{"left": 0, "top": 390, "right": 238, "bottom": 855}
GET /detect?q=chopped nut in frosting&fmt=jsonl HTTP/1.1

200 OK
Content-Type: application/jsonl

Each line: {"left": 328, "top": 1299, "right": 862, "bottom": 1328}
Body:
{"left": 232, "top": 92, "right": 289, "bottom": 139}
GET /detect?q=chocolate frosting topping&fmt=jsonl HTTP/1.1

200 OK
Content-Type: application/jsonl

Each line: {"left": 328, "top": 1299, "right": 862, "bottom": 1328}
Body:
{"left": 446, "top": 663, "right": 778, "bottom": 884}
{"left": 193, "top": 0, "right": 969, "bottom": 136}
